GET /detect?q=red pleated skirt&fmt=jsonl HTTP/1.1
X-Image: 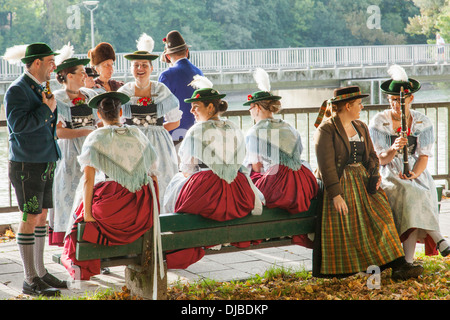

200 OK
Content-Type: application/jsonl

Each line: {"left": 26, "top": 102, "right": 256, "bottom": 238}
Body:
{"left": 251, "top": 164, "right": 318, "bottom": 214}
{"left": 61, "top": 180, "right": 157, "bottom": 280}
{"left": 166, "top": 170, "right": 257, "bottom": 269}
{"left": 251, "top": 164, "right": 319, "bottom": 249}
{"left": 175, "top": 170, "right": 255, "bottom": 221}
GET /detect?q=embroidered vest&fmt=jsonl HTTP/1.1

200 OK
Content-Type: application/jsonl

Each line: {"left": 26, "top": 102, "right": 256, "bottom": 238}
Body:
{"left": 390, "top": 135, "right": 417, "bottom": 155}
{"left": 124, "top": 104, "right": 163, "bottom": 126}
{"left": 66, "top": 104, "right": 95, "bottom": 129}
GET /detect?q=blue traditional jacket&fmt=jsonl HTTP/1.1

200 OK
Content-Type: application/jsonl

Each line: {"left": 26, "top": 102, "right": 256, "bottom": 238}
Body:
{"left": 4, "top": 73, "right": 61, "bottom": 162}
{"left": 158, "top": 58, "right": 203, "bottom": 140}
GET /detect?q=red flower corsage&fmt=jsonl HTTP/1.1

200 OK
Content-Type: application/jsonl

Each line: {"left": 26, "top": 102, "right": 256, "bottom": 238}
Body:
{"left": 162, "top": 37, "right": 167, "bottom": 43}
{"left": 247, "top": 94, "right": 253, "bottom": 101}
{"left": 396, "top": 127, "right": 411, "bottom": 136}
{"left": 137, "top": 97, "right": 152, "bottom": 106}
{"left": 404, "top": 89, "right": 410, "bottom": 94}
{"left": 72, "top": 97, "right": 85, "bottom": 106}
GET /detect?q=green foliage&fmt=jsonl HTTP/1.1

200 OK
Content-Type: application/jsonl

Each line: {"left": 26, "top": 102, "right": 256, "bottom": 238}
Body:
{"left": 0, "top": 0, "right": 431, "bottom": 56}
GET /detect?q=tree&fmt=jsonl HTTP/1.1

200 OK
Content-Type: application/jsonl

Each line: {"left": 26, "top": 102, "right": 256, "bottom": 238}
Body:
{"left": 405, "top": 0, "right": 449, "bottom": 42}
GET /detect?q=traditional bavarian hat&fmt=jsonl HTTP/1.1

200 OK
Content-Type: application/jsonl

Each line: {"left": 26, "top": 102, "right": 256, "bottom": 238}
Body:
{"left": 160, "top": 30, "right": 191, "bottom": 63}
{"left": 21, "top": 43, "right": 60, "bottom": 64}
{"left": 87, "top": 91, "right": 130, "bottom": 109}
{"left": 184, "top": 75, "right": 226, "bottom": 103}
{"left": 314, "top": 86, "right": 369, "bottom": 128}
{"left": 85, "top": 67, "right": 100, "bottom": 78}
{"left": 380, "top": 65, "right": 421, "bottom": 96}
{"left": 88, "top": 42, "right": 116, "bottom": 66}
{"left": 243, "top": 68, "right": 281, "bottom": 106}
{"left": 55, "top": 57, "right": 90, "bottom": 74}
{"left": 124, "top": 33, "right": 159, "bottom": 61}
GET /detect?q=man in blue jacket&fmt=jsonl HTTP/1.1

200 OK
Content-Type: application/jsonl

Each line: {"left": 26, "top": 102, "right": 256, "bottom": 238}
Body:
{"left": 4, "top": 42, "right": 65, "bottom": 297}
{"left": 158, "top": 30, "right": 204, "bottom": 145}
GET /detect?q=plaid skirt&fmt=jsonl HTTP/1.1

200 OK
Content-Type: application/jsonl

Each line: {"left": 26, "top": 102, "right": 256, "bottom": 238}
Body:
{"left": 320, "top": 164, "right": 404, "bottom": 275}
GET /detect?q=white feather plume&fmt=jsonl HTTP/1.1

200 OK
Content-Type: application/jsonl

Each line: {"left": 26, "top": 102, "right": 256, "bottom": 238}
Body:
{"left": 253, "top": 68, "right": 271, "bottom": 92}
{"left": 55, "top": 42, "right": 74, "bottom": 66}
{"left": 137, "top": 33, "right": 155, "bottom": 53}
{"left": 387, "top": 64, "right": 409, "bottom": 82}
{"left": 2, "top": 44, "right": 28, "bottom": 65}
{"left": 188, "top": 75, "right": 213, "bottom": 89}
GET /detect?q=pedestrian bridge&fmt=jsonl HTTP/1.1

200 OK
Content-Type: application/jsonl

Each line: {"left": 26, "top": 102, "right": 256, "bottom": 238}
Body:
{"left": 0, "top": 44, "right": 449, "bottom": 93}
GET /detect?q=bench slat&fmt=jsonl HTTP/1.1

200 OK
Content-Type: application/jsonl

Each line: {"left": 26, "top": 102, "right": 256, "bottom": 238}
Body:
{"left": 161, "top": 216, "right": 316, "bottom": 251}
{"left": 76, "top": 239, "right": 143, "bottom": 261}
{"left": 160, "top": 200, "right": 318, "bottom": 232}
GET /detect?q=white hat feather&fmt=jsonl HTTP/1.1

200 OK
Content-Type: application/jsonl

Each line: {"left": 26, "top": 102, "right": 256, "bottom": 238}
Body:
{"left": 137, "top": 33, "right": 155, "bottom": 53}
{"left": 188, "top": 75, "right": 213, "bottom": 89}
{"left": 388, "top": 64, "right": 409, "bottom": 82}
{"left": 253, "top": 68, "right": 271, "bottom": 92}
{"left": 55, "top": 42, "right": 74, "bottom": 66}
{"left": 3, "top": 44, "right": 28, "bottom": 65}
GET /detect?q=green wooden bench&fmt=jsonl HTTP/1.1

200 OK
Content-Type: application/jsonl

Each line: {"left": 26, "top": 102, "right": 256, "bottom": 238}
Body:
{"left": 52, "top": 198, "right": 319, "bottom": 299}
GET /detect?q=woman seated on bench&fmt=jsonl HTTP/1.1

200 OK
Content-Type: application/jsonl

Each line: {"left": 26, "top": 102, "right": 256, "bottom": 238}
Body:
{"left": 313, "top": 85, "right": 423, "bottom": 281}
{"left": 163, "top": 76, "right": 264, "bottom": 269}
{"left": 243, "top": 68, "right": 319, "bottom": 248}
{"left": 61, "top": 92, "right": 160, "bottom": 280}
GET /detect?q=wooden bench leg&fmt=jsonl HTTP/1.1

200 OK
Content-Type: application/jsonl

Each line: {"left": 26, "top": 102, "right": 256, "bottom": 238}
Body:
{"left": 125, "top": 231, "right": 167, "bottom": 300}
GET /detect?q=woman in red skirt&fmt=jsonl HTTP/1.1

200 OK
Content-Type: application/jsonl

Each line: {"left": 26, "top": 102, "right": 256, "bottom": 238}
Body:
{"left": 243, "top": 68, "right": 319, "bottom": 248}
{"left": 61, "top": 92, "right": 162, "bottom": 281}
{"left": 163, "top": 76, "right": 264, "bottom": 268}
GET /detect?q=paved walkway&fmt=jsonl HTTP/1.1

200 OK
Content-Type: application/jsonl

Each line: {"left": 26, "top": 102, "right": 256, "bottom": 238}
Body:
{"left": 1, "top": 199, "right": 449, "bottom": 300}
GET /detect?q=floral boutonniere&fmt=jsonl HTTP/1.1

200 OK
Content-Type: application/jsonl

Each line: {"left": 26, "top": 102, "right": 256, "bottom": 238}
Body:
{"left": 72, "top": 97, "right": 86, "bottom": 106}
{"left": 138, "top": 97, "right": 153, "bottom": 106}
{"left": 396, "top": 127, "right": 411, "bottom": 136}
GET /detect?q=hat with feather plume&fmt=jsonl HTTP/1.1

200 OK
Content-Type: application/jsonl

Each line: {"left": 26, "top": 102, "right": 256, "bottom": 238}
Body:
{"left": 124, "top": 33, "right": 159, "bottom": 61}
{"left": 3, "top": 42, "right": 59, "bottom": 65}
{"left": 244, "top": 68, "right": 281, "bottom": 106}
{"left": 54, "top": 42, "right": 90, "bottom": 73}
{"left": 380, "top": 65, "right": 421, "bottom": 95}
{"left": 184, "top": 75, "right": 226, "bottom": 103}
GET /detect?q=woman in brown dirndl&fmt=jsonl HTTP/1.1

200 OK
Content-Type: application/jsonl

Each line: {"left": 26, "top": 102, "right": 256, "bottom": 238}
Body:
{"left": 313, "top": 86, "right": 423, "bottom": 280}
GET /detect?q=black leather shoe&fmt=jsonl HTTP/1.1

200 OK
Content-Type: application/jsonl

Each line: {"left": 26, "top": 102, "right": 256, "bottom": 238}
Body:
{"left": 437, "top": 239, "right": 450, "bottom": 257}
{"left": 41, "top": 272, "right": 68, "bottom": 289}
{"left": 23, "top": 277, "right": 61, "bottom": 297}
{"left": 101, "top": 267, "right": 110, "bottom": 275}
{"left": 391, "top": 262, "right": 424, "bottom": 281}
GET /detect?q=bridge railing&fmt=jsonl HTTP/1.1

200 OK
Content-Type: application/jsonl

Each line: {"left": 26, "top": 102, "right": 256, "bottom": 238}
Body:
{"left": 0, "top": 44, "right": 448, "bottom": 81}
{"left": 1, "top": 101, "right": 449, "bottom": 213}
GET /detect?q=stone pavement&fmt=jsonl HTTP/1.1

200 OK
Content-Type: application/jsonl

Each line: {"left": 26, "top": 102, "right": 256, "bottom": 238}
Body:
{"left": 0, "top": 200, "right": 449, "bottom": 300}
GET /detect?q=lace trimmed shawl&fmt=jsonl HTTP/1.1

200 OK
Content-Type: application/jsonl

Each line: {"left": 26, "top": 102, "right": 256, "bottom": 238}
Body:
{"left": 244, "top": 119, "right": 304, "bottom": 172}
{"left": 78, "top": 125, "right": 158, "bottom": 192}
{"left": 179, "top": 119, "right": 247, "bottom": 183}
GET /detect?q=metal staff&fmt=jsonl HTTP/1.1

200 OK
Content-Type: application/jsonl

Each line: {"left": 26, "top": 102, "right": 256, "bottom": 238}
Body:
{"left": 400, "top": 86, "right": 411, "bottom": 177}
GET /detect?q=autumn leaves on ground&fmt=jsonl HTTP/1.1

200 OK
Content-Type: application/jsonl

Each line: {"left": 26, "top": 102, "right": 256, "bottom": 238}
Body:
{"left": 167, "top": 254, "right": 450, "bottom": 300}
{"left": 2, "top": 229, "right": 450, "bottom": 300}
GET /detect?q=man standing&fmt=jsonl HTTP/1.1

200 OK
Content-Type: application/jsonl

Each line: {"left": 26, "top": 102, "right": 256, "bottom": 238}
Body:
{"left": 4, "top": 42, "right": 66, "bottom": 296}
{"left": 158, "top": 30, "right": 204, "bottom": 145}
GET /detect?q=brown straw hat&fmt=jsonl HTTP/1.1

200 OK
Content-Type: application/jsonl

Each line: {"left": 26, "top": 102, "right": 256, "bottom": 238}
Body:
{"left": 314, "top": 86, "right": 369, "bottom": 128}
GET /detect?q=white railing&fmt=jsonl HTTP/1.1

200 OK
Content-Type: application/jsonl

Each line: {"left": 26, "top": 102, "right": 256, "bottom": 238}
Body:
{"left": 0, "top": 44, "right": 448, "bottom": 80}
